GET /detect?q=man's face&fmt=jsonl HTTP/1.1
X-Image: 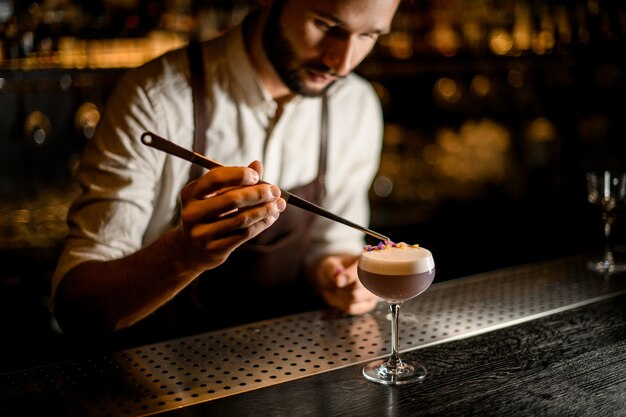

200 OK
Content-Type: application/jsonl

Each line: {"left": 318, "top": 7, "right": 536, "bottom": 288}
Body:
{"left": 263, "top": 0, "right": 400, "bottom": 97}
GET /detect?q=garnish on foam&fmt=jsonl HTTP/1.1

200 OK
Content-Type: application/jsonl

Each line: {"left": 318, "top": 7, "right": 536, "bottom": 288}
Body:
{"left": 363, "top": 240, "right": 420, "bottom": 252}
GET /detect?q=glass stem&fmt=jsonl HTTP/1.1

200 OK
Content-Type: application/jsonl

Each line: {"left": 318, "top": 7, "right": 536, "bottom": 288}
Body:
{"left": 603, "top": 212, "right": 615, "bottom": 269}
{"left": 386, "top": 302, "right": 404, "bottom": 370}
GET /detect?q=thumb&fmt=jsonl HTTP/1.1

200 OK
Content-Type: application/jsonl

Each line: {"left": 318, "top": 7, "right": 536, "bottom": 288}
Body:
{"left": 248, "top": 160, "right": 263, "bottom": 181}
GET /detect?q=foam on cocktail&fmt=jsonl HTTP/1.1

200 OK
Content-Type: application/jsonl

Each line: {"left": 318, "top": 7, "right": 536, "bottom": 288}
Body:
{"left": 359, "top": 242, "right": 434, "bottom": 275}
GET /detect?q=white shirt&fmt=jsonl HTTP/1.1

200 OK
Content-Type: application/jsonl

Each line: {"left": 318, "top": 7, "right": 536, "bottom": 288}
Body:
{"left": 51, "top": 25, "right": 383, "bottom": 301}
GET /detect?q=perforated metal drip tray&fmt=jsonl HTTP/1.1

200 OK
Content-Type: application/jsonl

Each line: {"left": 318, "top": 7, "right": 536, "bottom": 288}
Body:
{"left": 3, "top": 255, "right": 626, "bottom": 417}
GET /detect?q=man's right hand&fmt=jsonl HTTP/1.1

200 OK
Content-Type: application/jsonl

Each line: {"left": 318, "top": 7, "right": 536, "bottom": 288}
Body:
{"left": 177, "top": 160, "right": 286, "bottom": 271}
{"left": 54, "top": 160, "right": 286, "bottom": 333}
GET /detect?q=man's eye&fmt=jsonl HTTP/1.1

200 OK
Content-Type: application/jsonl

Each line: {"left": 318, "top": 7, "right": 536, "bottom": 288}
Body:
{"left": 360, "top": 32, "right": 379, "bottom": 40}
{"left": 315, "top": 20, "right": 332, "bottom": 31}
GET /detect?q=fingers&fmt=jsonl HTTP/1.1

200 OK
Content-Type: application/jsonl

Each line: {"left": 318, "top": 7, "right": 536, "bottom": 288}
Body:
{"left": 186, "top": 165, "right": 262, "bottom": 201}
{"left": 319, "top": 256, "right": 358, "bottom": 288}
{"left": 183, "top": 182, "right": 282, "bottom": 224}
{"left": 178, "top": 161, "right": 287, "bottom": 258}
{"left": 315, "top": 256, "right": 379, "bottom": 315}
{"left": 321, "top": 281, "right": 379, "bottom": 315}
{"left": 189, "top": 197, "right": 286, "bottom": 248}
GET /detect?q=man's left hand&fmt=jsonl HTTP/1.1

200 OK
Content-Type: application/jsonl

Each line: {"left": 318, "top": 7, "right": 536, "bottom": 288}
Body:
{"left": 310, "top": 255, "right": 379, "bottom": 315}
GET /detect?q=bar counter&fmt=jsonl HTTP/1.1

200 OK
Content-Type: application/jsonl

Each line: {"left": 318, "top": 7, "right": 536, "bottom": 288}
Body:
{"left": 2, "top": 254, "right": 626, "bottom": 417}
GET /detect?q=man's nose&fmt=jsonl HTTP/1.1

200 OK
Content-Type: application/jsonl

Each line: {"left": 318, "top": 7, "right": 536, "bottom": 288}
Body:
{"left": 322, "top": 36, "right": 355, "bottom": 77}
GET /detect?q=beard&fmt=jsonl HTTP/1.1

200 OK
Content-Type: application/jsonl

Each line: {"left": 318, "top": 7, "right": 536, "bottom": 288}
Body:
{"left": 262, "top": 1, "right": 336, "bottom": 97}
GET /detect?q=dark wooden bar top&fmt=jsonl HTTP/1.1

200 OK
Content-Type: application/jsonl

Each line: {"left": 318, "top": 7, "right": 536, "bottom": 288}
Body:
{"left": 168, "top": 294, "right": 626, "bottom": 417}
{"left": 2, "top": 255, "right": 626, "bottom": 417}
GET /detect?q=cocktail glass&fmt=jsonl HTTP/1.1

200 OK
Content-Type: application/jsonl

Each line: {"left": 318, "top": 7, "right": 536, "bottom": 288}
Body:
{"left": 586, "top": 171, "right": 626, "bottom": 274}
{"left": 357, "top": 244, "right": 435, "bottom": 385}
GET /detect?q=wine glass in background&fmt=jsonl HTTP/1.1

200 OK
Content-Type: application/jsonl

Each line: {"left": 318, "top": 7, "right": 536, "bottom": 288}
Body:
{"left": 357, "top": 243, "right": 435, "bottom": 385}
{"left": 586, "top": 171, "right": 626, "bottom": 274}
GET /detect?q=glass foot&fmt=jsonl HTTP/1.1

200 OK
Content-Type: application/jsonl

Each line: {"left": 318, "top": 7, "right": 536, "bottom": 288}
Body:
{"left": 587, "top": 257, "right": 626, "bottom": 275}
{"left": 362, "top": 359, "right": 427, "bottom": 385}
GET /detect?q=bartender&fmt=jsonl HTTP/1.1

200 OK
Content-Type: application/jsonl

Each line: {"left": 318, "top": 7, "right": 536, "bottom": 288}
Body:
{"left": 51, "top": 0, "right": 400, "bottom": 340}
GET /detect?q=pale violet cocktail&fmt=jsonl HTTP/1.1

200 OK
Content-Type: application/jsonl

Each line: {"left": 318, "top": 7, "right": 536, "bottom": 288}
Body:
{"left": 358, "top": 244, "right": 435, "bottom": 303}
{"left": 357, "top": 242, "right": 435, "bottom": 385}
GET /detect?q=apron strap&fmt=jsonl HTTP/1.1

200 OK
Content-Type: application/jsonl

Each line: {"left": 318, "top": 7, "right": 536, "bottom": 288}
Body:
{"left": 187, "top": 40, "right": 208, "bottom": 182}
{"left": 317, "top": 94, "right": 328, "bottom": 203}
